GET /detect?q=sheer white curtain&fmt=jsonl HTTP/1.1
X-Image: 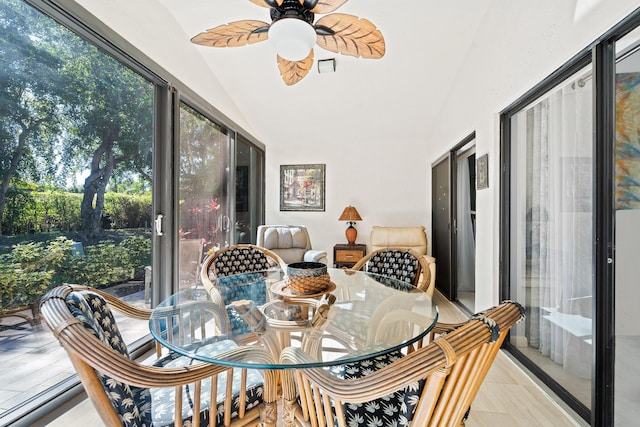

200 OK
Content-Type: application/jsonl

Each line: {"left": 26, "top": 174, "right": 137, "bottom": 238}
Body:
{"left": 456, "top": 156, "right": 475, "bottom": 292}
{"left": 524, "top": 79, "right": 593, "bottom": 378}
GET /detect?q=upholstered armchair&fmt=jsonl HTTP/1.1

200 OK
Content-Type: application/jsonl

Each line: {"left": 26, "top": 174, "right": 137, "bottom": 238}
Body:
{"left": 369, "top": 225, "right": 436, "bottom": 297}
{"left": 256, "top": 225, "right": 328, "bottom": 265}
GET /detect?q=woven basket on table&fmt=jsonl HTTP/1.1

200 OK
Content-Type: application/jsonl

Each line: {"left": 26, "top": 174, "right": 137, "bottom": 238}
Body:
{"left": 284, "top": 262, "right": 330, "bottom": 294}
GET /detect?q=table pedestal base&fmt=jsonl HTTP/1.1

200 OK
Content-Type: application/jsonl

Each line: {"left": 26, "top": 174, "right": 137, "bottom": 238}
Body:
{"left": 281, "top": 398, "right": 299, "bottom": 427}
{"left": 260, "top": 400, "right": 278, "bottom": 426}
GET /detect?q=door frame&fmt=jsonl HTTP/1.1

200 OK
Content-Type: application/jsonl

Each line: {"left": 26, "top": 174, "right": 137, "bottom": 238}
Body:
{"left": 432, "top": 132, "right": 476, "bottom": 302}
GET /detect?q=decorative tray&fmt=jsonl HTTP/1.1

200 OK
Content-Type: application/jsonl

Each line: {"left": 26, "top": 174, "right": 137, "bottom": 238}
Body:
{"left": 270, "top": 281, "right": 336, "bottom": 299}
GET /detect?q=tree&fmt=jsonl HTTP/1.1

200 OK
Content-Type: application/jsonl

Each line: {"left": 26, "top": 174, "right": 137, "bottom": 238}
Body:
{"left": 0, "top": 0, "right": 67, "bottom": 235}
{"left": 61, "top": 40, "right": 153, "bottom": 240}
{"left": 0, "top": 0, "right": 153, "bottom": 240}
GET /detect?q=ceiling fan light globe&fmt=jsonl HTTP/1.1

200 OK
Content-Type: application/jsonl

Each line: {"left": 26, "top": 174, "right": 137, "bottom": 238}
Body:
{"left": 268, "top": 18, "right": 316, "bottom": 61}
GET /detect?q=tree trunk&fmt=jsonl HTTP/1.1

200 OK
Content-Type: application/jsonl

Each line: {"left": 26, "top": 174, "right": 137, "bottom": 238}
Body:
{"left": 80, "top": 126, "right": 118, "bottom": 241}
{"left": 0, "top": 125, "right": 33, "bottom": 236}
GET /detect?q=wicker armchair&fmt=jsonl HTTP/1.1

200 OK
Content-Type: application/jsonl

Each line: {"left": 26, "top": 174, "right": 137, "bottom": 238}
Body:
{"left": 351, "top": 247, "right": 431, "bottom": 293}
{"left": 40, "top": 284, "right": 278, "bottom": 427}
{"left": 369, "top": 225, "right": 437, "bottom": 297}
{"left": 200, "top": 244, "right": 287, "bottom": 284}
{"left": 200, "top": 244, "right": 286, "bottom": 343}
{"left": 281, "top": 300, "right": 525, "bottom": 427}
{"left": 178, "top": 238, "right": 204, "bottom": 288}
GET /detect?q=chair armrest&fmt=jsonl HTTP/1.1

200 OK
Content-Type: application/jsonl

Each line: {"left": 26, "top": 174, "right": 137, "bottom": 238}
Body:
{"left": 422, "top": 255, "right": 436, "bottom": 298}
{"left": 65, "top": 284, "right": 153, "bottom": 320}
{"left": 304, "top": 250, "right": 328, "bottom": 264}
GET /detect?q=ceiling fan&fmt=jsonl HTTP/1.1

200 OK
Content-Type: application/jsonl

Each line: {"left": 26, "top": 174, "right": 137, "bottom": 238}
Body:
{"left": 191, "top": 0, "right": 386, "bottom": 86}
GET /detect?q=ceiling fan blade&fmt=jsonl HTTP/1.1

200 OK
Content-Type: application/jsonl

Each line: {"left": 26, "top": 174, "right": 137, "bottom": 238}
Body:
{"left": 249, "top": 0, "right": 282, "bottom": 7}
{"left": 277, "top": 50, "right": 314, "bottom": 86}
{"left": 315, "top": 14, "right": 385, "bottom": 59}
{"left": 310, "top": 0, "right": 349, "bottom": 14}
{"left": 191, "top": 20, "right": 270, "bottom": 47}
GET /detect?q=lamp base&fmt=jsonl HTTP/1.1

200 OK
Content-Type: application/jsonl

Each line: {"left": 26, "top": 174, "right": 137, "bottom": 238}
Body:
{"left": 345, "top": 225, "right": 357, "bottom": 245}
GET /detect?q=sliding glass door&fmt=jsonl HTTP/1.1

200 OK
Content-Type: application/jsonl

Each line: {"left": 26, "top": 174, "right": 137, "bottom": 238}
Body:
{"left": 0, "top": 2, "right": 266, "bottom": 423}
{"left": 506, "top": 64, "right": 594, "bottom": 417}
{"left": 0, "top": 0, "right": 154, "bottom": 418}
{"left": 178, "top": 103, "right": 231, "bottom": 288}
{"left": 614, "top": 28, "right": 640, "bottom": 426}
{"left": 235, "top": 134, "right": 265, "bottom": 245}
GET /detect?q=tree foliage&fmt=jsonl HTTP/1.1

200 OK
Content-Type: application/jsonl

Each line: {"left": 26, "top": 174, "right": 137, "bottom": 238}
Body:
{"left": 0, "top": 0, "right": 68, "bottom": 234}
{"left": 60, "top": 40, "right": 153, "bottom": 240}
{"left": 0, "top": 0, "right": 153, "bottom": 239}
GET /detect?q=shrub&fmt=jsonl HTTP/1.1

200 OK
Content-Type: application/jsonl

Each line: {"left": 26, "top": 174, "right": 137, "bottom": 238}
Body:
{"left": 118, "top": 235, "right": 151, "bottom": 280}
{"left": 1, "top": 189, "right": 150, "bottom": 235}
{"left": 103, "top": 193, "right": 152, "bottom": 229}
{"left": 0, "top": 235, "right": 151, "bottom": 314}
{"left": 65, "top": 241, "right": 135, "bottom": 287}
{"left": 0, "top": 237, "right": 73, "bottom": 315}
{"left": 2, "top": 190, "right": 38, "bottom": 235}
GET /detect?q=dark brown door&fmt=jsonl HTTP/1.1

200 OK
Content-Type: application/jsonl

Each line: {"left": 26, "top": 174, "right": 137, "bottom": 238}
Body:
{"left": 432, "top": 155, "right": 455, "bottom": 300}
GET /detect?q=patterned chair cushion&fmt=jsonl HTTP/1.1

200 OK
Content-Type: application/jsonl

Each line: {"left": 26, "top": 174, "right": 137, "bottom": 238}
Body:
{"left": 67, "top": 291, "right": 264, "bottom": 427}
{"left": 140, "top": 339, "right": 264, "bottom": 427}
{"left": 364, "top": 250, "right": 420, "bottom": 286}
{"left": 66, "top": 291, "right": 145, "bottom": 426}
{"left": 217, "top": 273, "right": 267, "bottom": 304}
{"left": 329, "top": 350, "right": 425, "bottom": 427}
{"left": 213, "top": 248, "right": 271, "bottom": 277}
{"left": 217, "top": 272, "right": 267, "bottom": 336}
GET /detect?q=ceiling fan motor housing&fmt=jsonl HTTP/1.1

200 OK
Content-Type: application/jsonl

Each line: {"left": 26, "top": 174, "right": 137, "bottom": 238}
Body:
{"left": 270, "top": 0, "right": 315, "bottom": 25}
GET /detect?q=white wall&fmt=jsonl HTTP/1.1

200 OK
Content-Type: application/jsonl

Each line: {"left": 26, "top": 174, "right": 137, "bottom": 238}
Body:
{"left": 265, "top": 136, "right": 431, "bottom": 258}
{"left": 266, "top": 0, "right": 640, "bottom": 310}
{"left": 426, "top": 0, "right": 640, "bottom": 310}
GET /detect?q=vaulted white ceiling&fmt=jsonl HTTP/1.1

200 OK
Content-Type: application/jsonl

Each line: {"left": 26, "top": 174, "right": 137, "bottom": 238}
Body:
{"left": 71, "top": 0, "right": 496, "bottom": 147}
{"left": 70, "top": 0, "right": 637, "bottom": 153}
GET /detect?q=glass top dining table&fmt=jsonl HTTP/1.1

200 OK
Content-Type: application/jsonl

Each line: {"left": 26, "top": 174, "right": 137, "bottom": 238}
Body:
{"left": 149, "top": 267, "right": 438, "bottom": 370}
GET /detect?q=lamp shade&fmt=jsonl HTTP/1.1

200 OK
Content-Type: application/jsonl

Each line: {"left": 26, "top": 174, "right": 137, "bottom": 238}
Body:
{"left": 339, "top": 206, "right": 362, "bottom": 222}
{"left": 268, "top": 18, "right": 316, "bottom": 61}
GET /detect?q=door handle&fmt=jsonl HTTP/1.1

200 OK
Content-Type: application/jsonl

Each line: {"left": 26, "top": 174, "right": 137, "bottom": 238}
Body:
{"left": 154, "top": 214, "right": 164, "bottom": 236}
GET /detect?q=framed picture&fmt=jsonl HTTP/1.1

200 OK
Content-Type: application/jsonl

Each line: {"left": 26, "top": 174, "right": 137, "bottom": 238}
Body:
{"left": 280, "top": 164, "right": 326, "bottom": 211}
{"left": 477, "top": 154, "right": 489, "bottom": 190}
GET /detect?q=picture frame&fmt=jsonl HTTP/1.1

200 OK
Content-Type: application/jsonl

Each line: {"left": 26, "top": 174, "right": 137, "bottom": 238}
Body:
{"left": 477, "top": 154, "right": 489, "bottom": 190}
{"left": 280, "top": 164, "right": 326, "bottom": 211}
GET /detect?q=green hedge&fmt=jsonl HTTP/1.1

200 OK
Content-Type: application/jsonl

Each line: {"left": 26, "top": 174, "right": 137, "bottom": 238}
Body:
{"left": 1, "top": 189, "right": 152, "bottom": 235}
{"left": 0, "top": 235, "right": 151, "bottom": 315}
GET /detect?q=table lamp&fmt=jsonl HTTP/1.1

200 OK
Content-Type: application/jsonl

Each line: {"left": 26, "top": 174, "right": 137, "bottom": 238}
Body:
{"left": 338, "top": 205, "right": 362, "bottom": 245}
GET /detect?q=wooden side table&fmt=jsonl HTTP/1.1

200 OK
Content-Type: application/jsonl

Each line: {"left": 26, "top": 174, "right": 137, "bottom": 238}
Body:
{"left": 333, "top": 244, "right": 367, "bottom": 268}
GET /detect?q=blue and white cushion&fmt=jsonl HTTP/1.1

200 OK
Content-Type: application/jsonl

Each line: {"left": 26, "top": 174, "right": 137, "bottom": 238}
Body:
{"left": 67, "top": 291, "right": 144, "bottom": 427}
{"left": 364, "top": 250, "right": 420, "bottom": 286}
{"left": 329, "top": 350, "right": 425, "bottom": 427}
{"left": 217, "top": 272, "right": 268, "bottom": 335}
{"left": 67, "top": 290, "right": 264, "bottom": 427}
{"left": 214, "top": 248, "right": 271, "bottom": 277}
{"left": 141, "top": 340, "right": 264, "bottom": 426}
